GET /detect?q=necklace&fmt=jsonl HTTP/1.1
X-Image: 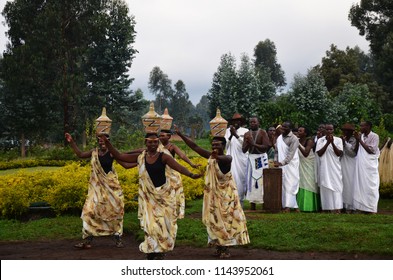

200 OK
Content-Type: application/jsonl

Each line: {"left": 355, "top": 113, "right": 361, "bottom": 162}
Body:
{"left": 147, "top": 152, "right": 159, "bottom": 157}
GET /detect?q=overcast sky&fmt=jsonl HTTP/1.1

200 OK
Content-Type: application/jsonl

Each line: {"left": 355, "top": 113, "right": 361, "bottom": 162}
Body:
{"left": 0, "top": 0, "right": 370, "bottom": 105}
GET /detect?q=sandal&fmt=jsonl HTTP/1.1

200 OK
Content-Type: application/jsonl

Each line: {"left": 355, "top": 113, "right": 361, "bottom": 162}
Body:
{"left": 115, "top": 239, "right": 125, "bottom": 248}
{"left": 220, "top": 252, "right": 231, "bottom": 259}
{"left": 74, "top": 242, "right": 92, "bottom": 249}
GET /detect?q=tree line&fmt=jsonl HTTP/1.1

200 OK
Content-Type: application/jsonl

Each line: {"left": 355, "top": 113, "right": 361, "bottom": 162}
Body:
{"left": 0, "top": 0, "right": 392, "bottom": 157}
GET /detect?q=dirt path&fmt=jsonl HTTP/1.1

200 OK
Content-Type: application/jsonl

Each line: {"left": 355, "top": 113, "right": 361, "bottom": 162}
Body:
{"left": 1, "top": 235, "right": 391, "bottom": 260}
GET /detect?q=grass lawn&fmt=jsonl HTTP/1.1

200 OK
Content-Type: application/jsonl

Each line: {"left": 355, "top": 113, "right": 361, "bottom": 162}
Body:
{"left": 1, "top": 198, "right": 393, "bottom": 256}
{"left": 0, "top": 166, "right": 61, "bottom": 176}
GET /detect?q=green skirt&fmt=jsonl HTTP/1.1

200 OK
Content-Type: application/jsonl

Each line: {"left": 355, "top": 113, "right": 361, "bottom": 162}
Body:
{"left": 297, "top": 188, "right": 321, "bottom": 212}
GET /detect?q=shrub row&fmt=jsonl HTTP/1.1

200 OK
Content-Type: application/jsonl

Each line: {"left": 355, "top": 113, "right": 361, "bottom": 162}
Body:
{"left": 0, "top": 159, "right": 83, "bottom": 170}
{"left": 0, "top": 158, "right": 207, "bottom": 219}
{"left": 1, "top": 156, "right": 392, "bottom": 219}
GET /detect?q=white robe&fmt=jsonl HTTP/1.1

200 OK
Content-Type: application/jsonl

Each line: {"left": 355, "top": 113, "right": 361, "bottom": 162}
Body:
{"left": 225, "top": 127, "right": 248, "bottom": 204}
{"left": 353, "top": 133, "right": 380, "bottom": 213}
{"left": 245, "top": 153, "right": 268, "bottom": 204}
{"left": 316, "top": 136, "right": 343, "bottom": 210}
{"left": 277, "top": 135, "right": 300, "bottom": 208}
{"left": 341, "top": 139, "right": 357, "bottom": 210}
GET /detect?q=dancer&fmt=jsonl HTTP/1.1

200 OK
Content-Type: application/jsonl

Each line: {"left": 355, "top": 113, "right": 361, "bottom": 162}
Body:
{"left": 175, "top": 125, "right": 250, "bottom": 258}
{"left": 101, "top": 133, "right": 201, "bottom": 259}
{"left": 65, "top": 133, "right": 133, "bottom": 249}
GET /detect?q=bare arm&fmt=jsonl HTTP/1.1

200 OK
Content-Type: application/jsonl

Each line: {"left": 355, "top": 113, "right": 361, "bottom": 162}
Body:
{"left": 242, "top": 132, "right": 252, "bottom": 153}
{"left": 101, "top": 135, "right": 139, "bottom": 163}
{"left": 162, "top": 153, "right": 202, "bottom": 179}
{"left": 355, "top": 132, "right": 377, "bottom": 155}
{"left": 172, "top": 144, "right": 200, "bottom": 168}
{"left": 331, "top": 138, "right": 343, "bottom": 157}
{"left": 116, "top": 160, "right": 138, "bottom": 169}
{"left": 174, "top": 125, "right": 211, "bottom": 159}
{"left": 65, "top": 133, "right": 92, "bottom": 158}
{"left": 299, "top": 138, "right": 313, "bottom": 158}
{"left": 316, "top": 137, "right": 330, "bottom": 157}
{"left": 211, "top": 149, "right": 232, "bottom": 166}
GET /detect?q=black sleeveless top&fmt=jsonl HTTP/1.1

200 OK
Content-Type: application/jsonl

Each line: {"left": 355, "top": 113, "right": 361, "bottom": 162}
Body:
{"left": 166, "top": 144, "right": 176, "bottom": 157}
{"left": 98, "top": 151, "right": 113, "bottom": 174}
{"left": 145, "top": 152, "right": 166, "bottom": 188}
{"left": 218, "top": 161, "right": 231, "bottom": 174}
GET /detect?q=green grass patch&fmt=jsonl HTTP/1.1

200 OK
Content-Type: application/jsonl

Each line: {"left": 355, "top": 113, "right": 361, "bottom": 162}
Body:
{"left": 1, "top": 199, "right": 393, "bottom": 256}
{"left": 0, "top": 166, "right": 61, "bottom": 176}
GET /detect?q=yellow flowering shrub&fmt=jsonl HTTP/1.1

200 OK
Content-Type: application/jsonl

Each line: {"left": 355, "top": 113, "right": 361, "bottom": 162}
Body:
{"left": 115, "top": 164, "right": 139, "bottom": 211}
{"left": 177, "top": 157, "right": 207, "bottom": 201}
{"left": 0, "top": 156, "right": 208, "bottom": 218}
{"left": 45, "top": 163, "right": 90, "bottom": 214}
{"left": 0, "top": 174, "right": 31, "bottom": 218}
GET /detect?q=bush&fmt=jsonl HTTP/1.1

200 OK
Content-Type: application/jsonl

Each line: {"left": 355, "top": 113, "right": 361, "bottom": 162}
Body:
{"left": 0, "top": 157, "right": 207, "bottom": 218}
{"left": 380, "top": 182, "right": 393, "bottom": 199}
{"left": 0, "top": 159, "right": 85, "bottom": 170}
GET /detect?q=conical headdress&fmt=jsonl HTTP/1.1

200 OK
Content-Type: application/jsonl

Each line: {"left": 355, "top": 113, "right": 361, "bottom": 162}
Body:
{"left": 141, "top": 102, "right": 162, "bottom": 134}
{"left": 96, "top": 107, "right": 112, "bottom": 136}
{"left": 209, "top": 108, "right": 228, "bottom": 137}
{"left": 161, "top": 108, "right": 173, "bottom": 131}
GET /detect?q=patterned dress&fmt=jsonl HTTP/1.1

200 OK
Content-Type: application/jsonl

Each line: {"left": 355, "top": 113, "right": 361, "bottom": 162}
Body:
{"left": 159, "top": 143, "right": 185, "bottom": 219}
{"left": 137, "top": 151, "right": 181, "bottom": 253}
{"left": 81, "top": 149, "right": 124, "bottom": 239}
{"left": 203, "top": 157, "right": 250, "bottom": 246}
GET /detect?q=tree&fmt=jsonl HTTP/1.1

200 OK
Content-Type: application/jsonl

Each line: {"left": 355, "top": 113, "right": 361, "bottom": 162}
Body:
{"left": 253, "top": 39, "right": 286, "bottom": 89}
{"left": 169, "top": 80, "right": 194, "bottom": 129}
{"left": 1, "top": 0, "right": 140, "bottom": 150}
{"left": 80, "top": 0, "right": 141, "bottom": 143}
{"left": 334, "top": 83, "right": 382, "bottom": 125}
{"left": 257, "top": 94, "right": 296, "bottom": 130}
{"left": 288, "top": 69, "right": 340, "bottom": 130}
{"left": 148, "top": 66, "right": 173, "bottom": 114}
{"left": 315, "top": 44, "right": 388, "bottom": 111}
{"left": 236, "top": 53, "right": 259, "bottom": 119}
{"left": 195, "top": 94, "right": 210, "bottom": 133}
{"left": 349, "top": 0, "right": 393, "bottom": 110}
{"left": 206, "top": 53, "right": 237, "bottom": 119}
{"left": 207, "top": 52, "right": 276, "bottom": 121}
{"left": 1, "top": 0, "right": 70, "bottom": 154}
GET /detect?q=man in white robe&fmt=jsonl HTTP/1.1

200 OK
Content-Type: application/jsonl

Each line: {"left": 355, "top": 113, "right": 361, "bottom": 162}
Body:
{"left": 353, "top": 121, "right": 380, "bottom": 213}
{"left": 274, "top": 121, "right": 300, "bottom": 212}
{"left": 225, "top": 113, "right": 248, "bottom": 207}
{"left": 340, "top": 123, "right": 357, "bottom": 212}
{"left": 316, "top": 124, "right": 343, "bottom": 213}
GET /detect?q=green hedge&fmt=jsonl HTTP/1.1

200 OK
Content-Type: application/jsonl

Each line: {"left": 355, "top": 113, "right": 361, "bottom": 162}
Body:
{"left": 0, "top": 159, "right": 84, "bottom": 170}
{"left": 0, "top": 158, "right": 206, "bottom": 219}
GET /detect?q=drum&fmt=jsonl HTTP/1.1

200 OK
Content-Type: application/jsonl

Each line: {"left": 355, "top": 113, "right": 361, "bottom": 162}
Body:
{"left": 263, "top": 168, "right": 282, "bottom": 212}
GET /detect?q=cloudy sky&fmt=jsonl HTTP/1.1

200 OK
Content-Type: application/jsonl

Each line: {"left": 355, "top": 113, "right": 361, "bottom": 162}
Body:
{"left": 0, "top": 0, "right": 370, "bottom": 105}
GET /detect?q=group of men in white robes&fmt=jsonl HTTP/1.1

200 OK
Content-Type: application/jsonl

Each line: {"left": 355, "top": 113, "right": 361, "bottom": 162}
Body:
{"left": 225, "top": 114, "right": 381, "bottom": 214}
{"left": 316, "top": 121, "right": 380, "bottom": 213}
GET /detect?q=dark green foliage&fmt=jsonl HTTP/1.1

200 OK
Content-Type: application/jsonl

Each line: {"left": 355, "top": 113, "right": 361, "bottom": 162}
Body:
{"left": 0, "top": 0, "right": 142, "bottom": 148}
{"left": 349, "top": 0, "right": 393, "bottom": 111}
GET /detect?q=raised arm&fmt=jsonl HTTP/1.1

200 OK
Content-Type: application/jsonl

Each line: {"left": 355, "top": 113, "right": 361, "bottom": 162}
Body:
{"left": 242, "top": 131, "right": 252, "bottom": 153}
{"left": 316, "top": 136, "right": 331, "bottom": 157}
{"left": 116, "top": 160, "right": 138, "bottom": 169}
{"left": 162, "top": 153, "right": 202, "bottom": 179}
{"left": 172, "top": 144, "right": 200, "bottom": 168}
{"left": 101, "top": 135, "right": 139, "bottom": 163}
{"left": 65, "top": 133, "right": 92, "bottom": 159}
{"left": 298, "top": 138, "right": 314, "bottom": 158}
{"left": 174, "top": 125, "right": 211, "bottom": 159}
{"left": 331, "top": 140, "right": 343, "bottom": 157}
